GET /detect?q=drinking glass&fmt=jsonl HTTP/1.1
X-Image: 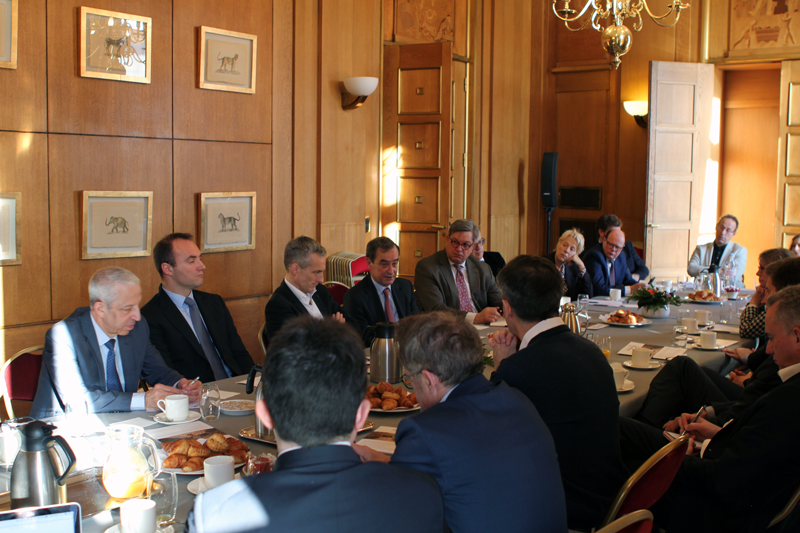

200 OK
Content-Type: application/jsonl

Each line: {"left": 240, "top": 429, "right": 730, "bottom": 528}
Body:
{"left": 595, "top": 336, "right": 611, "bottom": 359}
{"left": 737, "top": 301, "right": 746, "bottom": 319}
{"left": 719, "top": 302, "right": 734, "bottom": 324}
{"left": 677, "top": 276, "right": 689, "bottom": 291}
{"left": 577, "top": 294, "right": 589, "bottom": 314}
{"left": 148, "top": 471, "right": 178, "bottom": 527}
{"left": 672, "top": 326, "right": 688, "bottom": 347}
{"left": 199, "top": 383, "right": 220, "bottom": 421}
{"left": 677, "top": 308, "right": 692, "bottom": 327}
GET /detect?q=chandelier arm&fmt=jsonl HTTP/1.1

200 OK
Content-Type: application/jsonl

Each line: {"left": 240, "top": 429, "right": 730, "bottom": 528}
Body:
{"left": 564, "top": 17, "right": 595, "bottom": 32}
{"left": 638, "top": 0, "right": 687, "bottom": 27}
{"left": 551, "top": 0, "right": 598, "bottom": 23}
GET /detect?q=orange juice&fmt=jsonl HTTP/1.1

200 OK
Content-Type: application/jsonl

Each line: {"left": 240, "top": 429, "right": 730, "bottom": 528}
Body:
{"left": 602, "top": 349, "right": 611, "bottom": 359}
{"left": 102, "top": 469, "right": 148, "bottom": 499}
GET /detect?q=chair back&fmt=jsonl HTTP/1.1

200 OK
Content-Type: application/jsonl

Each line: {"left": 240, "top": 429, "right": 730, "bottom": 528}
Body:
{"left": 1, "top": 345, "right": 44, "bottom": 420}
{"left": 596, "top": 509, "right": 653, "bottom": 533}
{"left": 601, "top": 435, "right": 689, "bottom": 526}
{"left": 323, "top": 281, "right": 350, "bottom": 306}
{"left": 769, "top": 482, "right": 800, "bottom": 528}
{"left": 258, "top": 323, "right": 269, "bottom": 357}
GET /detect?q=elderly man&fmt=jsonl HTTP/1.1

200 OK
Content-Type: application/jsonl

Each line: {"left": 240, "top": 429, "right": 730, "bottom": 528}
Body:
{"left": 354, "top": 311, "right": 567, "bottom": 533}
{"left": 470, "top": 225, "right": 505, "bottom": 277}
{"left": 31, "top": 267, "right": 201, "bottom": 418}
{"left": 621, "top": 285, "right": 800, "bottom": 532}
{"left": 414, "top": 219, "right": 503, "bottom": 324}
{"left": 343, "top": 236, "right": 419, "bottom": 346}
{"left": 141, "top": 233, "right": 254, "bottom": 382}
{"left": 688, "top": 214, "right": 748, "bottom": 287}
{"left": 583, "top": 228, "right": 647, "bottom": 297}
{"left": 591, "top": 214, "right": 649, "bottom": 280}
{"left": 186, "top": 317, "right": 445, "bottom": 532}
{"left": 264, "top": 236, "right": 351, "bottom": 340}
{"left": 488, "top": 255, "right": 628, "bottom": 530}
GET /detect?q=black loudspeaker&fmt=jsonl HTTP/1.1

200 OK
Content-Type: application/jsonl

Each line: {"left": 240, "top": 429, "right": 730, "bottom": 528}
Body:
{"left": 541, "top": 152, "right": 558, "bottom": 209}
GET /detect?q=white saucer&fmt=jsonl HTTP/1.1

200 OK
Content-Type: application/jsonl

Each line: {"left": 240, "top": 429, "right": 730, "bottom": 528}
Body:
{"left": 105, "top": 525, "right": 174, "bottom": 533}
{"left": 153, "top": 410, "right": 201, "bottom": 425}
{"left": 623, "top": 360, "right": 662, "bottom": 371}
{"left": 617, "top": 379, "right": 635, "bottom": 393}
{"left": 187, "top": 473, "right": 241, "bottom": 495}
{"left": 693, "top": 344, "right": 725, "bottom": 351}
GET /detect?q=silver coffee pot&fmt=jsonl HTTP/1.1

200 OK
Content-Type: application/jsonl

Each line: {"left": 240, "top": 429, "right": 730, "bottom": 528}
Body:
{"left": 561, "top": 302, "right": 583, "bottom": 336}
{"left": 708, "top": 265, "right": 722, "bottom": 298}
{"left": 10, "top": 420, "right": 76, "bottom": 508}
{"left": 245, "top": 365, "right": 267, "bottom": 438}
{"left": 369, "top": 323, "right": 401, "bottom": 384}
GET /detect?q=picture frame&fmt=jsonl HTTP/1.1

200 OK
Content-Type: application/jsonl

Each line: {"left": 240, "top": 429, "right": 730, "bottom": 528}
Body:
{"left": 0, "top": 0, "right": 17, "bottom": 69}
{"left": 198, "top": 192, "right": 256, "bottom": 253}
{"left": 198, "top": 26, "right": 257, "bottom": 94}
{"left": 79, "top": 6, "right": 152, "bottom": 84}
{"left": 82, "top": 191, "right": 153, "bottom": 260}
{"left": 0, "top": 192, "right": 21, "bottom": 266}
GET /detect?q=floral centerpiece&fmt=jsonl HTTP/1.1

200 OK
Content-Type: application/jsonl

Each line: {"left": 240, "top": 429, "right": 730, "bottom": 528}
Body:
{"left": 627, "top": 281, "right": 682, "bottom": 318}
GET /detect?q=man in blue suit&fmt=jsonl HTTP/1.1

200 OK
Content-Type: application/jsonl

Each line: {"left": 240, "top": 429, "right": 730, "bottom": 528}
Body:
{"left": 31, "top": 267, "right": 201, "bottom": 418}
{"left": 584, "top": 228, "right": 647, "bottom": 297}
{"left": 354, "top": 311, "right": 567, "bottom": 533}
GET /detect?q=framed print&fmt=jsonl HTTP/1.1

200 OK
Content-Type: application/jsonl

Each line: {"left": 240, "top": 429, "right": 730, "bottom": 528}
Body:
{"left": 79, "top": 6, "right": 152, "bottom": 84}
{"left": 199, "top": 192, "right": 256, "bottom": 253}
{"left": 82, "top": 191, "right": 153, "bottom": 260}
{"left": 198, "top": 26, "right": 257, "bottom": 94}
{"left": 0, "top": 0, "right": 17, "bottom": 69}
{"left": 0, "top": 192, "right": 21, "bottom": 265}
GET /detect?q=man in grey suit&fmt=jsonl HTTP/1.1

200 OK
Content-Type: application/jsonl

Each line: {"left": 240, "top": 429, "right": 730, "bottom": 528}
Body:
{"left": 414, "top": 219, "right": 503, "bottom": 324}
{"left": 31, "top": 267, "right": 201, "bottom": 418}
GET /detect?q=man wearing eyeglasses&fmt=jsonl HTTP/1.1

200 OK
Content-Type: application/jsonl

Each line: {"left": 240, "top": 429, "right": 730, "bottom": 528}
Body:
{"left": 414, "top": 219, "right": 503, "bottom": 324}
{"left": 583, "top": 228, "right": 647, "bottom": 297}
{"left": 471, "top": 226, "right": 506, "bottom": 278}
{"left": 687, "top": 214, "right": 748, "bottom": 288}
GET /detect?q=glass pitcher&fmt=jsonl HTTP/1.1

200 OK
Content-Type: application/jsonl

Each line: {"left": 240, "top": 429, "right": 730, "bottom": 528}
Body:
{"left": 102, "top": 424, "right": 161, "bottom": 500}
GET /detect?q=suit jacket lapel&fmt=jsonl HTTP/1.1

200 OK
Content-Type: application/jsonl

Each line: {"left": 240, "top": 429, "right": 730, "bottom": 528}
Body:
{"left": 117, "top": 334, "right": 139, "bottom": 392}
{"left": 158, "top": 287, "right": 205, "bottom": 357}
{"left": 79, "top": 312, "right": 105, "bottom": 376}
{"left": 368, "top": 282, "right": 388, "bottom": 321}
{"left": 466, "top": 260, "right": 480, "bottom": 293}
{"left": 437, "top": 252, "right": 459, "bottom": 305}
{"left": 282, "top": 281, "right": 312, "bottom": 315}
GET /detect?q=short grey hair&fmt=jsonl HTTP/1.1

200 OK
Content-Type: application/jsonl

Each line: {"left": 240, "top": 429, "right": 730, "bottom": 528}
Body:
{"left": 556, "top": 228, "right": 585, "bottom": 255}
{"left": 448, "top": 219, "right": 478, "bottom": 242}
{"left": 397, "top": 311, "right": 484, "bottom": 387}
{"left": 89, "top": 267, "right": 140, "bottom": 305}
{"left": 284, "top": 236, "right": 327, "bottom": 271}
{"left": 767, "top": 285, "right": 800, "bottom": 333}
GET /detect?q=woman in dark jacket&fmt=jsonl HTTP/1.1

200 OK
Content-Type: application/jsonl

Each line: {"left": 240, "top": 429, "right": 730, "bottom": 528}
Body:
{"left": 544, "top": 228, "right": 592, "bottom": 300}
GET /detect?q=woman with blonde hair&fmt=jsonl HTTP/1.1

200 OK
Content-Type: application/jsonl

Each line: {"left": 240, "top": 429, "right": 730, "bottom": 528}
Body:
{"left": 543, "top": 228, "right": 593, "bottom": 300}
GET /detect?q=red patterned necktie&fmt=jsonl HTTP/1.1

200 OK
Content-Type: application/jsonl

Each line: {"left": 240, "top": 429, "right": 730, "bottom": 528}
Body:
{"left": 456, "top": 265, "right": 476, "bottom": 312}
{"left": 383, "top": 288, "right": 397, "bottom": 323}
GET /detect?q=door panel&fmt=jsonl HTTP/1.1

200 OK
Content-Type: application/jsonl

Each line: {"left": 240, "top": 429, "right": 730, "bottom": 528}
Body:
{"left": 777, "top": 61, "right": 800, "bottom": 250}
{"left": 399, "top": 68, "right": 442, "bottom": 114}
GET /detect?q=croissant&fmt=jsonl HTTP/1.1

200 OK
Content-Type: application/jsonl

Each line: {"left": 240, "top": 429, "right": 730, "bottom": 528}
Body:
{"left": 162, "top": 453, "right": 188, "bottom": 469}
{"left": 227, "top": 449, "right": 248, "bottom": 463}
{"left": 206, "top": 432, "right": 230, "bottom": 453}
{"left": 376, "top": 381, "right": 393, "bottom": 394}
{"left": 407, "top": 393, "right": 417, "bottom": 405}
{"left": 381, "top": 398, "right": 398, "bottom": 410}
{"left": 368, "top": 397, "right": 382, "bottom": 408}
{"left": 400, "top": 397, "right": 415, "bottom": 408}
{"left": 182, "top": 457, "right": 205, "bottom": 472}
{"left": 162, "top": 439, "right": 189, "bottom": 455}
{"left": 381, "top": 391, "right": 400, "bottom": 401}
{"left": 187, "top": 443, "right": 212, "bottom": 458}
{"left": 227, "top": 438, "right": 249, "bottom": 452}
{"left": 393, "top": 387, "right": 407, "bottom": 399}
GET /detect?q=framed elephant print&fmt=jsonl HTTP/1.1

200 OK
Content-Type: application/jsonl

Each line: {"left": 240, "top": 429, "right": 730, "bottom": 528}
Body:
{"left": 198, "top": 192, "right": 256, "bottom": 253}
{"left": 198, "top": 26, "right": 257, "bottom": 94}
{"left": 0, "top": 192, "right": 21, "bottom": 265}
{"left": 82, "top": 191, "right": 153, "bottom": 259}
{"left": 79, "top": 6, "right": 152, "bottom": 84}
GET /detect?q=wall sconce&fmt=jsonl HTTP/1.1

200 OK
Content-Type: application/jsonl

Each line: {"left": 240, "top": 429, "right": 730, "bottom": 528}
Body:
{"left": 623, "top": 100, "right": 649, "bottom": 128}
{"left": 341, "top": 77, "right": 379, "bottom": 110}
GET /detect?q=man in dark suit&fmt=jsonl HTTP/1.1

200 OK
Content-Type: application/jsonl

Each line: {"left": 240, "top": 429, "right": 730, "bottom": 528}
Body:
{"left": 343, "top": 236, "right": 418, "bottom": 346}
{"left": 590, "top": 214, "right": 649, "bottom": 281}
{"left": 354, "top": 311, "right": 566, "bottom": 533}
{"left": 584, "top": 228, "right": 647, "bottom": 297}
{"left": 620, "top": 285, "right": 800, "bottom": 532}
{"left": 264, "top": 236, "right": 352, "bottom": 340}
{"left": 186, "top": 316, "right": 445, "bottom": 532}
{"left": 489, "top": 255, "right": 628, "bottom": 530}
{"left": 31, "top": 267, "right": 201, "bottom": 419}
{"left": 414, "top": 219, "right": 503, "bottom": 324}
{"left": 141, "top": 233, "right": 254, "bottom": 383}
{"left": 471, "top": 226, "right": 506, "bottom": 277}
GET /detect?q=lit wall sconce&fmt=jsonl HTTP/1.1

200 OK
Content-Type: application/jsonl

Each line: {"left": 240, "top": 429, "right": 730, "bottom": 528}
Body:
{"left": 341, "top": 77, "right": 379, "bottom": 110}
{"left": 623, "top": 100, "right": 649, "bottom": 128}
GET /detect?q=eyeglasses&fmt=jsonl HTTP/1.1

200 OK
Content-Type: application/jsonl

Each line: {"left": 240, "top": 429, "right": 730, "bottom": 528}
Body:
{"left": 476, "top": 238, "right": 486, "bottom": 246}
{"left": 449, "top": 238, "right": 473, "bottom": 251}
{"left": 401, "top": 370, "right": 421, "bottom": 389}
{"left": 605, "top": 242, "right": 624, "bottom": 252}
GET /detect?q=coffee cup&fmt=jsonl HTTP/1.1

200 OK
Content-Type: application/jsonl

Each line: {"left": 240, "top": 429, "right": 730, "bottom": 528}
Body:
{"left": 631, "top": 347, "right": 652, "bottom": 368}
{"left": 120, "top": 498, "right": 156, "bottom": 533}
{"left": 204, "top": 455, "right": 235, "bottom": 489}
{"left": 559, "top": 296, "right": 571, "bottom": 312}
{"left": 695, "top": 310, "right": 711, "bottom": 325}
{"left": 682, "top": 317, "right": 699, "bottom": 334}
{"left": 611, "top": 363, "right": 629, "bottom": 389}
{"left": 700, "top": 331, "right": 717, "bottom": 349}
{"left": 156, "top": 394, "right": 188, "bottom": 422}
{"left": 609, "top": 288, "right": 622, "bottom": 301}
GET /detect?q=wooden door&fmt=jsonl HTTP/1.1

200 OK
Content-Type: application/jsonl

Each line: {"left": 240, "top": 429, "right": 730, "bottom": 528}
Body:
{"left": 776, "top": 61, "right": 800, "bottom": 249}
{"left": 382, "top": 42, "right": 452, "bottom": 281}
{"left": 645, "top": 61, "right": 715, "bottom": 280}
{"left": 451, "top": 59, "right": 469, "bottom": 223}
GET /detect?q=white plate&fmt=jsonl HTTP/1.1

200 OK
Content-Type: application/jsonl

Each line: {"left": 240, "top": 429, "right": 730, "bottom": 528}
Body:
{"left": 219, "top": 400, "right": 256, "bottom": 416}
{"left": 153, "top": 411, "right": 202, "bottom": 425}
{"left": 187, "top": 473, "right": 242, "bottom": 495}
{"left": 623, "top": 360, "right": 662, "bottom": 371}
{"left": 599, "top": 315, "right": 652, "bottom": 328}
{"left": 683, "top": 297, "right": 723, "bottom": 305}
{"left": 105, "top": 526, "right": 174, "bottom": 533}
{"left": 156, "top": 435, "right": 246, "bottom": 475}
{"left": 617, "top": 379, "right": 635, "bottom": 393}
{"left": 693, "top": 344, "right": 725, "bottom": 351}
{"left": 370, "top": 404, "right": 420, "bottom": 413}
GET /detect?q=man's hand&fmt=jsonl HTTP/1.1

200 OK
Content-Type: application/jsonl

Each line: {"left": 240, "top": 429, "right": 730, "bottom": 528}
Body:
{"left": 663, "top": 410, "right": 708, "bottom": 433}
{"left": 678, "top": 413, "right": 721, "bottom": 442}
{"left": 475, "top": 307, "right": 501, "bottom": 324}
{"left": 144, "top": 383, "right": 185, "bottom": 410}
{"left": 631, "top": 273, "right": 640, "bottom": 281}
{"left": 351, "top": 443, "right": 391, "bottom": 463}
{"left": 332, "top": 312, "right": 346, "bottom": 324}
{"left": 487, "top": 329, "right": 519, "bottom": 366}
{"left": 751, "top": 285, "right": 767, "bottom": 307}
{"left": 729, "top": 368, "right": 752, "bottom": 387}
{"left": 722, "top": 347, "right": 754, "bottom": 363}
{"left": 177, "top": 378, "right": 203, "bottom": 403}
{"left": 628, "top": 282, "right": 647, "bottom": 293}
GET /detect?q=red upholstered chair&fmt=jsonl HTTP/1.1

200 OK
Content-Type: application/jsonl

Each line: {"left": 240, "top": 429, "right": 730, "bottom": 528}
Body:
{"left": 350, "top": 256, "right": 369, "bottom": 280}
{"left": 1, "top": 345, "right": 44, "bottom": 420}
{"left": 596, "top": 510, "right": 653, "bottom": 533}
{"left": 323, "top": 281, "right": 350, "bottom": 306}
{"left": 601, "top": 435, "right": 690, "bottom": 527}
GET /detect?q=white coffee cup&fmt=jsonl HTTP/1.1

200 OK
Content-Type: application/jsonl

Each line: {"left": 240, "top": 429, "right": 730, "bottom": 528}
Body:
{"left": 682, "top": 317, "right": 699, "bottom": 334}
{"left": 204, "top": 455, "right": 235, "bottom": 489}
{"left": 631, "top": 347, "right": 652, "bottom": 368}
{"left": 700, "top": 331, "right": 717, "bottom": 349}
{"left": 609, "top": 288, "right": 622, "bottom": 301}
{"left": 695, "top": 310, "right": 711, "bottom": 325}
{"left": 611, "top": 363, "right": 629, "bottom": 389}
{"left": 120, "top": 498, "right": 156, "bottom": 533}
{"left": 560, "top": 296, "right": 571, "bottom": 310}
{"left": 156, "top": 394, "right": 188, "bottom": 422}
{"left": 661, "top": 280, "right": 673, "bottom": 292}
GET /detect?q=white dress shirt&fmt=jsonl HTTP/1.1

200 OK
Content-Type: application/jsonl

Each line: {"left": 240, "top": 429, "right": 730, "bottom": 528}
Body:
{"left": 518, "top": 317, "right": 566, "bottom": 350}
{"left": 285, "top": 278, "right": 323, "bottom": 319}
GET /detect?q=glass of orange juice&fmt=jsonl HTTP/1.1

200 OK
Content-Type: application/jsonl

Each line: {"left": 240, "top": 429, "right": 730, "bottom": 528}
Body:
{"left": 595, "top": 335, "right": 612, "bottom": 359}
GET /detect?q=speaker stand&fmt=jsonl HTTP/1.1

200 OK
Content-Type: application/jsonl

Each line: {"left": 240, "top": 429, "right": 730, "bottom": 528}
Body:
{"left": 544, "top": 206, "right": 555, "bottom": 253}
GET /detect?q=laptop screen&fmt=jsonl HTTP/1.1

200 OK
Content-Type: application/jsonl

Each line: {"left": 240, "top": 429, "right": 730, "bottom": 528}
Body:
{"left": 0, "top": 503, "right": 81, "bottom": 532}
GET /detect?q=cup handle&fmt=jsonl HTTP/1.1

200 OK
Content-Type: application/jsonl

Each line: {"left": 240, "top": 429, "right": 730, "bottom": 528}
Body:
{"left": 157, "top": 399, "right": 167, "bottom": 413}
{"left": 623, "top": 369, "right": 629, "bottom": 380}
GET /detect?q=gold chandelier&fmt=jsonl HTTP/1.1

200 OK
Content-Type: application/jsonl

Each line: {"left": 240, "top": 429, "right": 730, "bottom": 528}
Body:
{"left": 552, "top": 1, "right": 689, "bottom": 69}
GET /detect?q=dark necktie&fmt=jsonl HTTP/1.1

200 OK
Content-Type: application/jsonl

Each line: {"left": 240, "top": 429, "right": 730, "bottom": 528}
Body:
{"left": 383, "top": 288, "right": 397, "bottom": 323}
{"left": 456, "top": 265, "right": 476, "bottom": 313}
{"left": 609, "top": 261, "right": 616, "bottom": 287}
{"left": 185, "top": 297, "right": 228, "bottom": 380}
{"left": 105, "top": 339, "right": 122, "bottom": 392}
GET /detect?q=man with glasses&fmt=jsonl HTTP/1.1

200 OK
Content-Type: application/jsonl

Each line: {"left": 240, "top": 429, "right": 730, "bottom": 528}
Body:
{"left": 414, "top": 219, "right": 503, "bottom": 324}
{"left": 584, "top": 228, "right": 647, "bottom": 297}
{"left": 688, "top": 214, "right": 748, "bottom": 287}
{"left": 471, "top": 225, "right": 505, "bottom": 277}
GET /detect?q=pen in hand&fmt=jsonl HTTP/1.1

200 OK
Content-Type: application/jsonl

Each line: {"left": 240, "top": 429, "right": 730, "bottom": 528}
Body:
{"left": 680, "top": 405, "right": 707, "bottom": 436}
{"left": 185, "top": 376, "right": 200, "bottom": 393}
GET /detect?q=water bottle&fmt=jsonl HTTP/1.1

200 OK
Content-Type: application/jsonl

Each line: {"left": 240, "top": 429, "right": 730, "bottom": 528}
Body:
{"left": 722, "top": 256, "right": 737, "bottom": 288}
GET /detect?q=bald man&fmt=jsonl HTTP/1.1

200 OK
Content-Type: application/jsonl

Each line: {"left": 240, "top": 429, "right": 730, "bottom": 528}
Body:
{"left": 583, "top": 229, "right": 647, "bottom": 297}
